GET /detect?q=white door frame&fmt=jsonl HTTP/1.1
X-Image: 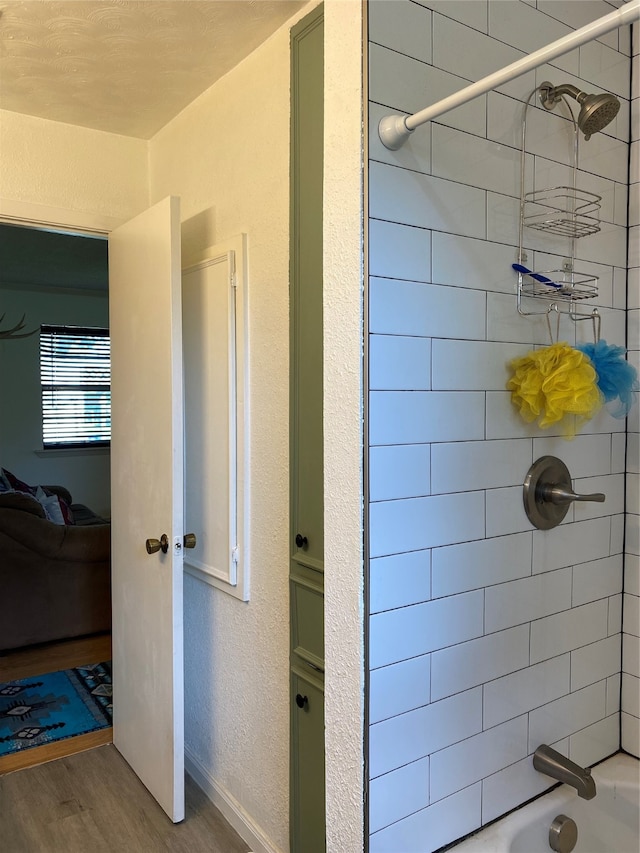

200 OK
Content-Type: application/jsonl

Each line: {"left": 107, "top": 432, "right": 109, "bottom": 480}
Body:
{"left": 0, "top": 199, "right": 124, "bottom": 237}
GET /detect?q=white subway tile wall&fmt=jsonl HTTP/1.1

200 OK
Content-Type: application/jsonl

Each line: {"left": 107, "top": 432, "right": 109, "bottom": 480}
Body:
{"left": 369, "top": 687, "right": 483, "bottom": 778}
{"left": 623, "top": 33, "right": 640, "bottom": 760}
{"left": 527, "top": 682, "right": 607, "bottom": 752}
{"left": 430, "top": 625, "right": 530, "bottom": 701}
{"left": 480, "top": 750, "right": 559, "bottom": 824}
{"left": 369, "top": 784, "right": 481, "bottom": 853}
{"left": 570, "top": 714, "right": 619, "bottom": 767}
{"left": 369, "top": 757, "right": 430, "bottom": 834}
{"left": 608, "top": 591, "right": 623, "bottom": 636}
{"left": 429, "top": 715, "right": 528, "bottom": 803}
{"left": 369, "top": 654, "right": 431, "bottom": 724}
{"left": 366, "top": 1, "right": 636, "bottom": 848}
{"left": 482, "top": 655, "right": 570, "bottom": 730}
{"left": 369, "top": 590, "right": 485, "bottom": 668}
{"left": 369, "top": 549, "right": 431, "bottom": 613}
{"left": 606, "top": 672, "right": 621, "bottom": 716}
{"left": 570, "top": 634, "right": 621, "bottom": 691}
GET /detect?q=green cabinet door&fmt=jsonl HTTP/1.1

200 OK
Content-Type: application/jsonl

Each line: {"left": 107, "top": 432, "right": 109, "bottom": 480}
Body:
{"left": 291, "top": 669, "right": 326, "bottom": 853}
{"left": 290, "top": 7, "right": 324, "bottom": 577}
{"left": 290, "top": 6, "right": 325, "bottom": 853}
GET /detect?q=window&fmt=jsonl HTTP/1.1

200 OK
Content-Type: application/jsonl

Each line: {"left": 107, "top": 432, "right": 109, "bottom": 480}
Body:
{"left": 40, "top": 325, "right": 111, "bottom": 448}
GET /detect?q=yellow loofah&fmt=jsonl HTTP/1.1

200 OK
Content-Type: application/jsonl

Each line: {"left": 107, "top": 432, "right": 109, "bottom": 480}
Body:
{"left": 508, "top": 342, "right": 602, "bottom": 437}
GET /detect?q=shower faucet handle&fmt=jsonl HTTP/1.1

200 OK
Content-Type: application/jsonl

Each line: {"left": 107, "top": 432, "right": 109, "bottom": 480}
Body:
{"left": 523, "top": 456, "right": 606, "bottom": 530}
{"left": 541, "top": 484, "right": 606, "bottom": 504}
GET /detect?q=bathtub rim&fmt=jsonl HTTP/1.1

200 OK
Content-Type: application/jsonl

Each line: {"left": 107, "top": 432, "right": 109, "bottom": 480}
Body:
{"left": 446, "top": 750, "right": 639, "bottom": 852}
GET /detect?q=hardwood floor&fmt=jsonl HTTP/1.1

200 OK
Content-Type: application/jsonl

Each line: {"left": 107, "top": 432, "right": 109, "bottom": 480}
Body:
{"left": 0, "top": 745, "right": 251, "bottom": 853}
{"left": 0, "top": 634, "right": 113, "bottom": 776}
{"left": 1, "top": 636, "right": 251, "bottom": 852}
{"left": 0, "top": 633, "right": 112, "bottom": 682}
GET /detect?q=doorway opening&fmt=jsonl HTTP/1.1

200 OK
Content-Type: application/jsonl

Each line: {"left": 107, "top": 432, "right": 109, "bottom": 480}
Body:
{"left": 0, "top": 222, "right": 112, "bottom": 772}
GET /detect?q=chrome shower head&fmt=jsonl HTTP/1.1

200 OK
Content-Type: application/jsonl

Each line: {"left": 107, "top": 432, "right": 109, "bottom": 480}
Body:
{"left": 539, "top": 81, "right": 620, "bottom": 140}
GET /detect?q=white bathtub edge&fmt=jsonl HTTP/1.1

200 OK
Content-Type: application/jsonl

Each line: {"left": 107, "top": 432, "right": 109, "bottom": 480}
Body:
{"left": 450, "top": 752, "right": 640, "bottom": 852}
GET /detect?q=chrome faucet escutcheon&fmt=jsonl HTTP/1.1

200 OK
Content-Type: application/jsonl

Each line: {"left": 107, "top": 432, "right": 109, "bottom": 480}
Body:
{"left": 533, "top": 744, "right": 597, "bottom": 800}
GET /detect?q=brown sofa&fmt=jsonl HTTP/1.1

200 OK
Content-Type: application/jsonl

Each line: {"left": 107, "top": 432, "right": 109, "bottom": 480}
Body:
{"left": 0, "top": 485, "right": 111, "bottom": 652}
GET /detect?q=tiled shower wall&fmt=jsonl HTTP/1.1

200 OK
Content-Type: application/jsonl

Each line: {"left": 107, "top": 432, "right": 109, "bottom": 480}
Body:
{"left": 623, "top": 32, "right": 639, "bottom": 758}
{"left": 366, "top": 2, "right": 633, "bottom": 851}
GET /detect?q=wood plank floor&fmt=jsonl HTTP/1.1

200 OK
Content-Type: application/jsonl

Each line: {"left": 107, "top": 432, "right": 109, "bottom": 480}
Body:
{"left": 0, "top": 745, "right": 251, "bottom": 853}
{"left": 0, "top": 634, "right": 114, "bottom": 776}
{"left": 1, "top": 636, "right": 250, "bottom": 851}
{"left": 0, "top": 633, "right": 112, "bottom": 682}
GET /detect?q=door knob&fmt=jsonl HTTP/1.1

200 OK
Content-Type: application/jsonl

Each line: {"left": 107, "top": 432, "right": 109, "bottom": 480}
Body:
{"left": 295, "top": 693, "right": 308, "bottom": 709}
{"left": 523, "top": 456, "right": 606, "bottom": 530}
{"left": 183, "top": 533, "right": 197, "bottom": 549}
{"left": 146, "top": 534, "right": 169, "bottom": 554}
{"left": 295, "top": 533, "right": 308, "bottom": 548}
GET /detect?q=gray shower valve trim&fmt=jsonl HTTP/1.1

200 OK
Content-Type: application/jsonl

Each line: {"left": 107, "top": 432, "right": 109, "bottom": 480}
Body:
{"left": 523, "top": 456, "right": 606, "bottom": 531}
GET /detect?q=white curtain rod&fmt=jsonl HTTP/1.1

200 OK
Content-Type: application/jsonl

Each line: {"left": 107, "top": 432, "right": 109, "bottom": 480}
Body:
{"left": 379, "top": 0, "right": 640, "bottom": 149}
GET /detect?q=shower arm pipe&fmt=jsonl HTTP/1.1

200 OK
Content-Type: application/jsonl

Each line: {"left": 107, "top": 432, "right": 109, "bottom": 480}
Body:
{"left": 379, "top": 0, "right": 640, "bottom": 150}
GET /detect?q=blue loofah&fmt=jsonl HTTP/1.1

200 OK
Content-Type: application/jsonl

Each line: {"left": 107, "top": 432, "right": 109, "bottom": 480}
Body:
{"left": 576, "top": 339, "right": 639, "bottom": 418}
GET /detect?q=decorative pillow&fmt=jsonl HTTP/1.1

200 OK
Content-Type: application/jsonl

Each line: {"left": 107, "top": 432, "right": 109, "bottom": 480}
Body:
{"left": 35, "top": 486, "right": 72, "bottom": 525}
{"left": 0, "top": 491, "right": 46, "bottom": 517}
{"left": 60, "top": 499, "right": 74, "bottom": 525}
{"left": 0, "top": 469, "right": 75, "bottom": 524}
{"left": 1, "top": 468, "right": 36, "bottom": 495}
{"left": 58, "top": 496, "right": 74, "bottom": 525}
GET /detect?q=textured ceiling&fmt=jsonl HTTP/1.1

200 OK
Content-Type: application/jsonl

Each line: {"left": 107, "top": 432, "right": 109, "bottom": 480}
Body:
{"left": 0, "top": 0, "right": 307, "bottom": 138}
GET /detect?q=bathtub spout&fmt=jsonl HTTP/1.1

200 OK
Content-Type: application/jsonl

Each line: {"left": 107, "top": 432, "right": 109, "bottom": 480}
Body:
{"left": 533, "top": 745, "right": 597, "bottom": 800}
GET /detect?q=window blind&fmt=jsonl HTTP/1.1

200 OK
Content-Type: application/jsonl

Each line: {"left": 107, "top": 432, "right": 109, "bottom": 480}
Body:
{"left": 40, "top": 325, "right": 111, "bottom": 447}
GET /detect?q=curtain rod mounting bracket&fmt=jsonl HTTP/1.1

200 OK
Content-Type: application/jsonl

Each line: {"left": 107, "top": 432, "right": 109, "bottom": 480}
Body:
{"left": 378, "top": 114, "right": 413, "bottom": 150}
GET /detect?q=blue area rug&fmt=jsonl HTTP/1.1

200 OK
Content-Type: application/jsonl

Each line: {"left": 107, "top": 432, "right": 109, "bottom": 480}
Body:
{"left": 0, "top": 662, "right": 112, "bottom": 756}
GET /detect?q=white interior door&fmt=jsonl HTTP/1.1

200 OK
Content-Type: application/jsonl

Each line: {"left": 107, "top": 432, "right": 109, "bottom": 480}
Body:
{"left": 108, "top": 196, "right": 185, "bottom": 822}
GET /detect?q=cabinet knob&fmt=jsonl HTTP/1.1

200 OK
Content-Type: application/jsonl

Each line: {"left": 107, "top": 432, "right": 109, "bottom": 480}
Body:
{"left": 295, "top": 533, "right": 308, "bottom": 548}
{"left": 295, "top": 693, "right": 308, "bottom": 709}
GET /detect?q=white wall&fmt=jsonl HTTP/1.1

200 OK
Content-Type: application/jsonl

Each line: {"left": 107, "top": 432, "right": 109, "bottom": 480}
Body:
{"left": 0, "top": 112, "right": 147, "bottom": 523}
{"left": 148, "top": 6, "right": 317, "bottom": 850}
{"left": 323, "top": 2, "right": 365, "bottom": 852}
{"left": 0, "top": 14, "right": 366, "bottom": 849}
{"left": 150, "top": 4, "right": 366, "bottom": 849}
{"left": 0, "top": 285, "right": 111, "bottom": 516}
{"left": 0, "top": 110, "right": 148, "bottom": 224}
{"left": 622, "top": 28, "right": 639, "bottom": 759}
{"left": 366, "top": 2, "right": 632, "bottom": 850}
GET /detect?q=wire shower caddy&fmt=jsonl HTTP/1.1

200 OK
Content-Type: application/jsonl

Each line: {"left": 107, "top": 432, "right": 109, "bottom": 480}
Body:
{"left": 516, "top": 84, "right": 601, "bottom": 328}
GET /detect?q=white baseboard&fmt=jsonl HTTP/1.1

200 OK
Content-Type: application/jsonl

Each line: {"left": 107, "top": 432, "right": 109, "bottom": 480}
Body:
{"left": 184, "top": 745, "right": 285, "bottom": 853}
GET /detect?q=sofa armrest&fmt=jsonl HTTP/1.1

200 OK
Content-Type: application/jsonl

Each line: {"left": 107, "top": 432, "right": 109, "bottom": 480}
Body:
{"left": 0, "top": 508, "right": 110, "bottom": 562}
{"left": 0, "top": 492, "right": 46, "bottom": 517}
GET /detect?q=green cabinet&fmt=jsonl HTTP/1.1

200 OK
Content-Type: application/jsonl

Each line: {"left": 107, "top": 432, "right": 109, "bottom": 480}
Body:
{"left": 290, "top": 6, "right": 325, "bottom": 852}
{"left": 291, "top": 575, "right": 324, "bottom": 670}
{"left": 291, "top": 667, "right": 325, "bottom": 853}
